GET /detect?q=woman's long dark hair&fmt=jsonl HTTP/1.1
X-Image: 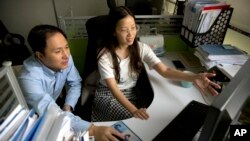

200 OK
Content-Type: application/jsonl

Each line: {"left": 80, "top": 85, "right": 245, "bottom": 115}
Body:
{"left": 97, "top": 6, "right": 143, "bottom": 82}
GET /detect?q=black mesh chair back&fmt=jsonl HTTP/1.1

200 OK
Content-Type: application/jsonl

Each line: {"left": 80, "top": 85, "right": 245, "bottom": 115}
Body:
{"left": 83, "top": 15, "right": 109, "bottom": 81}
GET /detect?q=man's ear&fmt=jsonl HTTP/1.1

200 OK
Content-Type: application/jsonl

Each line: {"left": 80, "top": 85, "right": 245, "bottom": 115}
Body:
{"left": 35, "top": 52, "right": 44, "bottom": 60}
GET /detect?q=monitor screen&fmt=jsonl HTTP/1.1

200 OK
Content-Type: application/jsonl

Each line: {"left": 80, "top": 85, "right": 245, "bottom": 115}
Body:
{"left": 126, "top": 0, "right": 164, "bottom": 15}
{"left": 198, "top": 58, "right": 250, "bottom": 141}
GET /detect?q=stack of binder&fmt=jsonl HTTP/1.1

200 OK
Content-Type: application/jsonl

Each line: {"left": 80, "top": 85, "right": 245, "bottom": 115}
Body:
{"left": 0, "top": 61, "right": 34, "bottom": 141}
{"left": 0, "top": 95, "right": 76, "bottom": 141}
{"left": 8, "top": 109, "right": 38, "bottom": 141}
{"left": 0, "top": 105, "right": 31, "bottom": 141}
{"left": 194, "top": 44, "right": 249, "bottom": 69}
{"left": 1, "top": 62, "right": 84, "bottom": 141}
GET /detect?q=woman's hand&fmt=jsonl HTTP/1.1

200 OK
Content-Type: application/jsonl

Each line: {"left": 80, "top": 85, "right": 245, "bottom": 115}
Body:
{"left": 193, "top": 72, "right": 221, "bottom": 96}
{"left": 132, "top": 108, "right": 149, "bottom": 120}
{"left": 89, "top": 125, "right": 124, "bottom": 141}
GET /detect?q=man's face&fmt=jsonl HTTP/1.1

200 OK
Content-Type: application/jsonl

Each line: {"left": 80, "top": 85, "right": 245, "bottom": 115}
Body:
{"left": 37, "top": 32, "right": 70, "bottom": 72}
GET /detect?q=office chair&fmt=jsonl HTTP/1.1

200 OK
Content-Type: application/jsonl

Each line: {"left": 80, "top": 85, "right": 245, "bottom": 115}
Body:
{"left": 73, "top": 15, "right": 109, "bottom": 120}
{"left": 0, "top": 20, "right": 31, "bottom": 66}
{"left": 107, "top": 0, "right": 117, "bottom": 9}
{"left": 82, "top": 15, "right": 109, "bottom": 81}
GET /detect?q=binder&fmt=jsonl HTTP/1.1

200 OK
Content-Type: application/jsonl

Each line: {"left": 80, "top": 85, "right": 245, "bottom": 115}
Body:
{"left": 9, "top": 109, "right": 38, "bottom": 141}
{"left": 0, "top": 104, "right": 23, "bottom": 132}
{"left": 23, "top": 113, "right": 45, "bottom": 141}
{"left": 31, "top": 103, "right": 61, "bottom": 141}
{"left": 46, "top": 113, "right": 72, "bottom": 141}
{"left": 197, "top": 9, "right": 221, "bottom": 33}
{"left": 202, "top": 3, "right": 230, "bottom": 11}
{"left": 197, "top": 44, "right": 248, "bottom": 60}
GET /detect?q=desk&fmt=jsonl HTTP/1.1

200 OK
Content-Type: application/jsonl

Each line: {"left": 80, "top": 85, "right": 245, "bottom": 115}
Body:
{"left": 95, "top": 56, "right": 207, "bottom": 141}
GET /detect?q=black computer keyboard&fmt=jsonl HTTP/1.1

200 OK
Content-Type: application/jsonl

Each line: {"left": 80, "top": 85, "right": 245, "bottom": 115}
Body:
{"left": 153, "top": 100, "right": 209, "bottom": 141}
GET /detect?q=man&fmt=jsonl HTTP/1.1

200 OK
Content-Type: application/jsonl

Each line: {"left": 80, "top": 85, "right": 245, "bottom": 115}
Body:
{"left": 18, "top": 24, "right": 123, "bottom": 141}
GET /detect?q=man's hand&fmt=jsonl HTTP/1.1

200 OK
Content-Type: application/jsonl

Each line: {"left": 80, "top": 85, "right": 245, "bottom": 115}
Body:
{"left": 89, "top": 124, "right": 124, "bottom": 141}
{"left": 63, "top": 104, "right": 72, "bottom": 112}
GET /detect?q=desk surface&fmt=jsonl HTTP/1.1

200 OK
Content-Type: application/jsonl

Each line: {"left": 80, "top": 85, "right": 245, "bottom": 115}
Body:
{"left": 95, "top": 56, "right": 207, "bottom": 141}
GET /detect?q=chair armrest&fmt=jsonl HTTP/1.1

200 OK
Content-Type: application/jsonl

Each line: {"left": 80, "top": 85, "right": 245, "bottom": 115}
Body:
{"left": 81, "top": 71, "right": 100, "bottom": 106}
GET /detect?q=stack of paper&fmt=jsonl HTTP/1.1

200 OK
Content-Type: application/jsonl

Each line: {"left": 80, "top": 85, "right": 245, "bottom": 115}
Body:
{"left": 194, "top": 44, "right": 249, "bottom": 69}
{"left": 217, "top": 64, "right": 242, "bottom": 79}
{"left": 183, "top": 0, "right": 231, "bottom": 33}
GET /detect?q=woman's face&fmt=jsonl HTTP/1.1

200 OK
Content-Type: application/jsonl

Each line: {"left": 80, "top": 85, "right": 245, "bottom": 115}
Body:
{"left": 115, "top": 15, "right": 138, "bottom": 47}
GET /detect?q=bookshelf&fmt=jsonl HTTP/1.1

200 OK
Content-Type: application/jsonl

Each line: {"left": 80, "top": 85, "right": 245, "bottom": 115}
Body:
{"left": 180, "top": 7, "right": 234, "bottom": 48}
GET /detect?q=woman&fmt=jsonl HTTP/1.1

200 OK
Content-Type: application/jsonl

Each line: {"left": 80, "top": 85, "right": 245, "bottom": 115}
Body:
{"left": 92, "top": 6, "right": 220, "bottom": 121}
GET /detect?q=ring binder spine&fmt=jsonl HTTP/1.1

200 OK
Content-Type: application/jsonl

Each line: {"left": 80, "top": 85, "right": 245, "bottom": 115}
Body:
{"left": 180, "top": 8, "right": 234, "bottom": 48}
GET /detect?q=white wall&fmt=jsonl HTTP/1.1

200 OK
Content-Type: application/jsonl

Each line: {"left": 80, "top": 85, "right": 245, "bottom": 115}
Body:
{"left": 224, "top": 29, "right": 250, "bottom": 54}
{"left": 0, "top": 0, "right": 56, "bottom": 40}
{"left": 54, "top": 0, "right": 109, "bottom": 17}
{"left": 227, "top": 0, "right": 250, "bottom": 33}
{"left": 0, "top": 0, "right": 109, "bottom": 43}
{"left": 223, "top": 0, "right": 250, "bottom": 54}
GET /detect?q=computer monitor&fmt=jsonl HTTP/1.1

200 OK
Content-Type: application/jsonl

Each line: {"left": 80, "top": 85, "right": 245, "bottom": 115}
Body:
{"left": 197, "top": 58, "right": 250, "bottom": 141}
{"left": 125, "top": 0, "right": 151, "bottom": 15}
{"left": 126, "top": 0, "right": 164, "bottom": 15}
